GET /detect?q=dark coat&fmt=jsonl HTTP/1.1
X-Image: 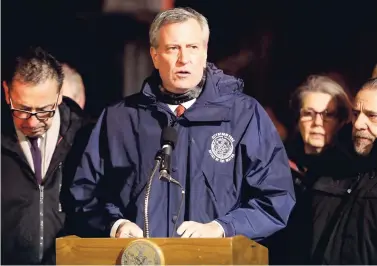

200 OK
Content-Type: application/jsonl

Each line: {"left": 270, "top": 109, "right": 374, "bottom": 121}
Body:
{"left": 1, "top": 97, "right": 89, "bottom": 265}
{"left": 69, "top": 63, "right": 296, "bottom": 240}
{"left": 268, "top": 126, "right": 377, "bottom": 265}
{"left": 267, "top": 137, "right": 322, "bottom": 265}
{"left": 310, "top": 125, "right": 377, "bottom": 265}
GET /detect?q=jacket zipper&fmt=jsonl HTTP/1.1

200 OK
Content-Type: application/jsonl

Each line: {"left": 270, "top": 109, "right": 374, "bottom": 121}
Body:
{"left": 38, "top": 184, "right": 44, "bottom": 261}
{"left": 38, "top": 162, "right": 63, "bottom": 262}
{"left": 155, "top": 102, "right": 178, "bottom": 127}
{"left": 58, "top": 163, "right": 63, "bottom": 212}
{"left": 346, "top": 174, "right": 361, "bottom": 194}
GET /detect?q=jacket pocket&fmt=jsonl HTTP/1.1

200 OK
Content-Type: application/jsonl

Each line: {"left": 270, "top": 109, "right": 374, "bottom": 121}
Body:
{"left": 202, "top": 169, "right": 237, "bottom": 214}
{"left": 117, "top": 170, "right": 146, "bottom": 204}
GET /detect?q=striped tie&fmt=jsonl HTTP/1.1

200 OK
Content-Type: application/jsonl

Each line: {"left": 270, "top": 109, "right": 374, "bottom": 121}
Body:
{"left": 175, "top": 105, "right": 186, "bottom": 117}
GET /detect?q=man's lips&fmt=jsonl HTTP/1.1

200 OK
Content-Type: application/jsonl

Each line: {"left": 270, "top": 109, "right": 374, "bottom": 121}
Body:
{"left": 175, "top": 70, "right": 191, "bottom": 75}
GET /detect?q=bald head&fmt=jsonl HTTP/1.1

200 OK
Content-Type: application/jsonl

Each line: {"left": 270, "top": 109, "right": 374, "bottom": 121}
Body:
{"left": 361, "top": 77, "right": 377, "bottom": 91}
{"left": 372, "top": 64, "right": 377, "bottom": 79}
{"left": 61, "top": 64, "right": 85, "bottom": 109}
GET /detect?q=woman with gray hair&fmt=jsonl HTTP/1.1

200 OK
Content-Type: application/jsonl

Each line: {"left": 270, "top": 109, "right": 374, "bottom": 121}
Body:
{"left": 290, "top": 75, "right": 351, "bottom": 155}
{"left": 268, "top": 75, "right": 352, "bottom": 265}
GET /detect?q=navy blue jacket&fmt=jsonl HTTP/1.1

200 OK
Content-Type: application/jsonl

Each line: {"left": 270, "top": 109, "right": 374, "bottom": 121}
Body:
{"left": 69, "top": 64, "right": 295, "bottom": 240}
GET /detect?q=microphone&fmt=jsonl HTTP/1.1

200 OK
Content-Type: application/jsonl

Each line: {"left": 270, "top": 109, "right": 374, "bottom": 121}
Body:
{"left": 159, "top": 127, "right": 178, "bottom": 183}
{"left": 144, "top": 127, "right": 179, "bottom": 238}
{"left": 157, "top": 127, "right": 185, "bottom": 237}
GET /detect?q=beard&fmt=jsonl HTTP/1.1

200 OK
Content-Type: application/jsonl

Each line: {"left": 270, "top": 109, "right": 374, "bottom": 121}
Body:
{"left": 353, "top": 131, "right": 375, "bottom": 156}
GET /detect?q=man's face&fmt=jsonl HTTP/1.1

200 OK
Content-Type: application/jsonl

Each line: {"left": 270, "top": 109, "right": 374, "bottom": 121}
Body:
{"left": 352, "top": 89, "right": 377, "bottom": 156}
{"left": 3, "top": 78, "right": 62, "bottom": 137}
{"left": 150, "top": 18, "right": 208, "bottom": 94}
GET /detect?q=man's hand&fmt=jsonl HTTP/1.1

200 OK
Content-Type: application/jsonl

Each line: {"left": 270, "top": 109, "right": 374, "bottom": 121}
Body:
{"left": 177, "top": 221, "right": 225, "bottom": 238}
{"left": 115, "top": 221, "right": 143, "bottom": 238}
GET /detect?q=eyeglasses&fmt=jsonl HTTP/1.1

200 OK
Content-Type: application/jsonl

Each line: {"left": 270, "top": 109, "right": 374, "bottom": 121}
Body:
{"left": 300, "top": 109, "right": 338, "bottom": 122}
{"left": 9, "top": 94, "right": 60, "bottom": 120}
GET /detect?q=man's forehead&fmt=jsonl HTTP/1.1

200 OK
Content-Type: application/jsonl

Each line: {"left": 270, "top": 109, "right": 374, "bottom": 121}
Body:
{"left": 11, "top": 79, "right": 58, "bottom": 92}
{"left": 12, "top": 98, "right": 56, "bottom": 110}
{"left": 160, "top": 19, "right": 203, "bottom": 41}
{"left": 10, "top": 80, "right": 58, "bottom": 108}
{"left": 354, "top": 89, "right": 377, "bottom": 109}
{"left": 162, "top": 18, "right": 201, "bottom": 30}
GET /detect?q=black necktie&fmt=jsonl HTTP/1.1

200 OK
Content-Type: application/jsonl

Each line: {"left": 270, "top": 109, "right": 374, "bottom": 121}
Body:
{"left": 28, "top": 137, "right": 42, "bottom": 184}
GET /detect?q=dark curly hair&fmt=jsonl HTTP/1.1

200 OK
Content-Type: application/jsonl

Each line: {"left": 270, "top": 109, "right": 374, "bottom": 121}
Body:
{"left": 3, "top": 46, "right": 64, "bottom": 91}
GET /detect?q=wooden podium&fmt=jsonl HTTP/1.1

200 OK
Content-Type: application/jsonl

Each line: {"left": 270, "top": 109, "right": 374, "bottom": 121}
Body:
{"left": 56, "top": 235, "right": 268, "bottom": 265}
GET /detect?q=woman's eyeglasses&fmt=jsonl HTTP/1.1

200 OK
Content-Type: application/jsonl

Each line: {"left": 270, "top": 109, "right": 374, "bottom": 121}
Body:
{"left": 300, "top": 109, "right": 338, "bottom": 122}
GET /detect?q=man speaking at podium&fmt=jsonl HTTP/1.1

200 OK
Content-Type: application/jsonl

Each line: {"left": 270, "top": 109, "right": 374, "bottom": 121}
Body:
{"left": 69, "top": 7, "right": 295, "bottom": 241}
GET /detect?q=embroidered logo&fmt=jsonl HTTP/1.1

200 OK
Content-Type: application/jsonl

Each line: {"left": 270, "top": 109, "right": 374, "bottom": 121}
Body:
{"left": 209, "top": 132, "right": 235, "bottom": 163}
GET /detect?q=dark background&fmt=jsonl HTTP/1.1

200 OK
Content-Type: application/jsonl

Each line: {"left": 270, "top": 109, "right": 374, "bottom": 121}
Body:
{"left": 2, "top": 0, "right": 377, "bottom": 130}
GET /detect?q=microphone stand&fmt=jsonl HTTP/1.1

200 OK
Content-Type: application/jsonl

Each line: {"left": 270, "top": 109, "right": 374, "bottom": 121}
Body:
{"left": 143, "top": 152, "right": 163, "bottom": 238}
{"left": 169, "top": 181, "right": 185, "bottom": 237}
{"left": 143, "top": 151, "right": 185, "bottom": 238}
{"left": 159, "top": 155, "right": 185, "bottom": 237}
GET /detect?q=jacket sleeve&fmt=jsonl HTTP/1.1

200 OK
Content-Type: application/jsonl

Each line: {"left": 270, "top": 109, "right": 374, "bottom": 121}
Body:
{"left": 215, "top": 101, "right": 296, "bottom": 241}
{"left": 68, "top": 109, "right": 127, "bottom": 236}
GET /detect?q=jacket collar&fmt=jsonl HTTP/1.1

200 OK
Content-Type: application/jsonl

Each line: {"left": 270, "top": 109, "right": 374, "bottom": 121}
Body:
{"left": 336, "top": 123, "right": 377, "bottom": 172}
{"left": 140, "top": 63, "right": 244, "bottom": 122}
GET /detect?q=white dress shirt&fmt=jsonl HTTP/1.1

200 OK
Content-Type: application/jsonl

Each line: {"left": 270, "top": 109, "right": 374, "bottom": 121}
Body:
{"left": 167, "top": 98, "right": 196, "bottom": 114}
{"left": 16, "top": 108, "right": 61, "bottom": 179}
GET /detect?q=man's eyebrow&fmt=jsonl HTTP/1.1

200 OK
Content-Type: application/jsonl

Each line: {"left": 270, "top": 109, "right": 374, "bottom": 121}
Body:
{"left": 364, "top": 109, "right": 377, "bottom": 116}
{"left": 165, "top": 43, "right": 201, "bottom": 47}
{"left": 352, "top": 108, "right": 377, "bottom": 115}
{"left": 16, "top": 104, "right": 32, "bottom": 110}
{"left": 35, "top": 104, "right": 55, "bottom": 111}
{"left": 16, "top": 103, "right": 55, "bottom": 111}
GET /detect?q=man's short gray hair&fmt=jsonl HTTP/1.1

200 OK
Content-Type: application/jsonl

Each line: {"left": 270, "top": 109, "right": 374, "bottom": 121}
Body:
{"left": 149, "top": 7, "right": 210, "bottom": 48}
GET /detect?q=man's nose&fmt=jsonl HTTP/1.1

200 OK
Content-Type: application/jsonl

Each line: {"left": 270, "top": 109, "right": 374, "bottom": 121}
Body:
{"left": 354, "top": 113, "right": 368, "bottom": 130}
{"left": 25, "top": 115, "right": 40, "bottom": 128}
{"left": 178, "top": 49, "right": 190, "bottom": 64}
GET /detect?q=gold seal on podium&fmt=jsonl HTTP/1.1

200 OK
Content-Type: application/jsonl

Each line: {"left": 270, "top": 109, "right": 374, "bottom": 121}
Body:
{"left": 120, "top": 239, "right": 165, "bottom": 265}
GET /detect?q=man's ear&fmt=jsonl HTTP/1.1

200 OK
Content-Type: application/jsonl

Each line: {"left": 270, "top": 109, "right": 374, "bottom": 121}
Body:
{"left": 150, "top": 47, "right": 159, "bottom": 69}
{"left": 3, "top": 81, "right": 10, "bottom": 104}
{"left": 202, "top": 43, "right": 208, "bottom": 68}
{"left": 57, "top": 93, "right": 63, "bottom": 105}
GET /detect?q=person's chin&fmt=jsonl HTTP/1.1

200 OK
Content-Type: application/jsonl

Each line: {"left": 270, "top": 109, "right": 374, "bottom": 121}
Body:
{"left": 309, "top": 139, "right": 325, "bottom": 149}
{"left": 169, "top": 87, "right": 191, "bottom": 94}
{"left": 173, "top": 80, "right": 197, "bottom": 90}
{"left": 22, "top": 129, "right": 45, "bottom": 137}
{"left": 354, "top": 143, "right": 372, "bottom": 156}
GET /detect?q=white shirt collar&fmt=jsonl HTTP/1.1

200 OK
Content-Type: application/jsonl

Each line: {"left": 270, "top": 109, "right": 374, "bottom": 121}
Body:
{"left": 167, "top": 98, "right": 196, "bottom": 115}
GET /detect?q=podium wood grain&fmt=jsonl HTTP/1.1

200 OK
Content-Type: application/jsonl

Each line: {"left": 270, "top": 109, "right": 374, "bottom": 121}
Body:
{"left": 56, "top": 235, "right": 268, "bottom": 265}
